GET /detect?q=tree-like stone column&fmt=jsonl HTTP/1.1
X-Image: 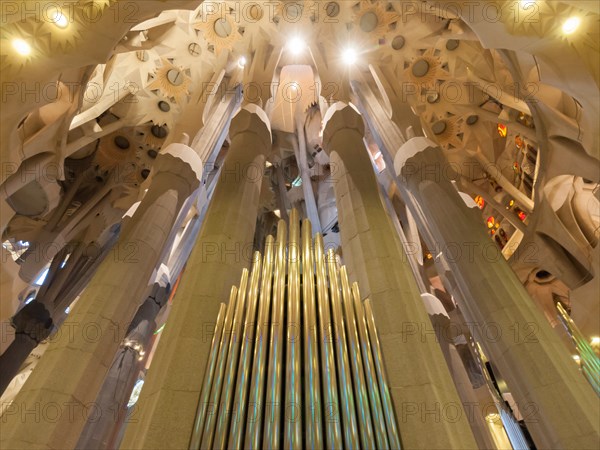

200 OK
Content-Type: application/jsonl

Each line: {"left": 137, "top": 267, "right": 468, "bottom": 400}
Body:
{"left": 121, "top": 105, "right": 272, "bottom": 449}
{"left": 321, "top": 103, "right": 477, "bottom": 449}
{"left": 394, "top": 137, "right": 600, "bottom": 449}
{"left": 0, "top": 143, "right": 202, "bottom": 449}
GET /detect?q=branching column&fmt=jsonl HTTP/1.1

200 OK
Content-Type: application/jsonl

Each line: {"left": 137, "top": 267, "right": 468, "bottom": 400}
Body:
{"left": 321, "top": 103, "right": 478, "bottom": 449}
{"left": 0, "top": 144, "right": 202, "bottom": 449}
{"left": 395, "top": 137, "right": 600, "bottom": 449}
{"left": 121, "top": 105, "right": 272, "bottom": 449}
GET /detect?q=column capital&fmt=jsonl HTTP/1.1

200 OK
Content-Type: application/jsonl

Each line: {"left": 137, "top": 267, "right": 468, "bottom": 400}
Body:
{"left": 393, "top": 136, "right": 438, "bottom": 175}
{"left": 156, "top": 143, "right": 203, "bottom": 184}
{"left": 229, "top": 104, "right": 272, "bottom": 152}
{"left": 322, "top": 102, "right": 364, "bottom": 154}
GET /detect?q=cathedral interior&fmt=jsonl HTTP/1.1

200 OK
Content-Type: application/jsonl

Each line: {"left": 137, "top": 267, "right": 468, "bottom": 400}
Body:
{"left": 0, "top": 1, "right": 599, "bottom": 449}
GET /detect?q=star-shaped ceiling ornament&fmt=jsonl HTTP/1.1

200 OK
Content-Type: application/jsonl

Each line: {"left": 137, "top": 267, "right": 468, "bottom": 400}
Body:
{"left": 352, "top": 0, "right": 399, "bottom": 43}
{"left": 194, "top": 7, "right": 241, "bottom": 55}
{"left": 147, "top": 58, "right": 192, "bottom": 104}
{"left": 403, "top": 48, "right": 449, "bottom": 93}
{"left": 426, "top": 114, "right": 465, "bottom": 151}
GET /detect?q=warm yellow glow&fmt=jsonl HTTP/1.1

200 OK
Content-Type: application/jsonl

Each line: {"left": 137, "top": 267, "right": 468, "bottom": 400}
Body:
{"left": 572, "top": 354, "right": 580, "bottom": 361}
{"left": 562, "top": 17, "right": 581, "bottom": 35}
{"left": 591, "top": 337, "right": 600, "bottom": 345}
{"left": 265, "top": 161, "right": 273, "bottom": 168}
{"left": 50, "top": 9, "right": 69, "bottom": 28}
{"left": 12, "top": 39, "right": 32, "bottom": 56}
{"left": 274, "top": 209, "right": 281, "bottom": 218}
{"left": 238, "top": 56, "right": 247, "bottom": 68}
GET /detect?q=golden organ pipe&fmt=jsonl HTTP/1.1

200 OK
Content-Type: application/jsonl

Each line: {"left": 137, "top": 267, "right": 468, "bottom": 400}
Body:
{"left": 314, "top": 235, "right": 342, "bottom": 450}
{"left": 352, "top": 283, "right": 389, "bottom": 450}
{"left": 191, "top": 216, "right": 402, "bottom": 450}
{"left": 244, "top": 236, "right": 275, "bottom": 450}
{"left": 364, "top": 299, "right": 402, "bottom": 450}
{"left": 189, "top": 303, "right": 227, "bottom": 450}
{"left": 228, "top": 252, "right": 262, "bottom": 449}
{"left": 327, "top": 249, "right": 360, "bottom": 450}
{"left": 213, "top": 269, "right": 249, "bottom": 449}
{"left": 263, "top": 220, "right": 287, "bottom": 449}
{"left": 339, "top": 266, "right": 376, "bottom": 449}
{"left": 200, "top": 286, "right": 239, "bottom": 449}
{"left": 302, "top": 220, "right": 323, "bottom": 450}
{"left": 284, "top": 210, "right": 302, "bottom": 450}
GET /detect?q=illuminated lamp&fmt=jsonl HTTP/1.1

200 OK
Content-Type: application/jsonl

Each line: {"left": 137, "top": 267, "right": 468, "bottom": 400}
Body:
{"left": 562, "top": 17, "right": 581, "bottom": 35}
{"left": 497, "top": 123, "right": 507, "bottom": 137}
{"left": 474, "top": 195, "right": 485, "bottom": 209}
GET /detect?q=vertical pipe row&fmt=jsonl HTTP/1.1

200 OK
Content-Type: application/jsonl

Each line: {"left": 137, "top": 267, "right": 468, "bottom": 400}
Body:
{"left": 302, "top": 220, "right": 323, "bottom": 450}
{"left": 213, "top": 269, "right": 250, "bottom": 449}
{"left": 339, "top": 266, "right": 376, "bottom": 449}
{"left": 314, "top": 235, "right": 343, "bottom": 450}
{"left": 228, "top": 252, "right": 263, "bottom": 449}
{"left": 245, "top": 236, "right": 276, "bottom": 450}
{"left": 284, "top": 210, "right": 302, "bottom": 450}
{"left": 263, "top": 220, "right": 288, "bottom": 449}
{"left": 200, "top": 286, "right": 239, "bottom": 449}
{"left": 351, "top": 283, "right": 389, "bottom": 450}
{"left": 189, "top": 303, "right": 227, "bottom": 450}
{"left": 327, "top": 249, "right": 360, "bottom": 450}
{"left": 364, "top": 299, "right": 402, "bottom": 449}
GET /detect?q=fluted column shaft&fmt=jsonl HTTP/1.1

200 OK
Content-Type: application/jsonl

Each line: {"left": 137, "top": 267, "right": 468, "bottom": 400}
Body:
{"left": 321, "top": 103, "right": 477, "bottom": 449}
{"left": 121, "top": 105, "right": 272, "bottom": 449}
{"left": 0, "top": 146, "right": 201, "bottom": 450}
{"left": 395, "top": 140, "right": 600, "bottom": 449}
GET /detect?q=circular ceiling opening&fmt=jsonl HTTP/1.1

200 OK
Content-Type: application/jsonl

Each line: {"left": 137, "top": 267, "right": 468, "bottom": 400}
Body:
{"left": 114, "top": 136, "right": 130, "bottom": 149}
{"left": 360, "top": 12, "right": 379, "bottom": 32}
{"left": 285, "top": 3, "right": 303, "bottom": 20}
{"left": 213, "top": 18, "right": 232, "bottom": 38}
{"left": 391, "top": 35, "right": 405, "bottom": 50}
{"left": 151, "top": 125, "right": 168, "bottom": 139}
{"left": 158, "top": 101, "right": 171, "bottom": 112}
{"left": 141, "top": 169, "right": 151, "bottom": 179}
{"left": 188, "top": 43, "right": 201, "bottom": 56}
{"left": 432, "top": 121, "right": 447, "bottom": 135}
{"left": 167, "top": 69, "right": 184, "bottom": 86}
{"left": 466, "top": 115, "right": 479, "bottom": 125}
{"left": 412, "top": 59, "right": 430, "bottom": 77}
{"left": 325, "top": 2, "right": 340, "bottom": 17}
{"left": 427, "top": 92, "right": 440, "bottom": 103}
{"left": 147, "top": 149, "right": 158, "bottom": 159}
{"left": 446, "top": 39, "right": 460, "bottom": 51}
{"left": 248, "top": 4, "right": 263, "bottom": 21}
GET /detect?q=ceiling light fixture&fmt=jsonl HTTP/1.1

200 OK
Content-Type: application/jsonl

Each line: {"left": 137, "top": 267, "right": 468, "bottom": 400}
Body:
{"left": 562, "top": 16, "right": 581, "bottom": 34}
{"left": 50, "top": 9, "right": 69, "bottom": 28}
{"left": 288, "top": 37, "right": 305, "bottom": 55}
{"left": 238, "top": 56, "right": 247, "bottom": 68}
{"left": 342, "top": 48, "right": 358, "bottom": 65}
{"left": 12, "top": 38, "right": 32, "bottom": 56}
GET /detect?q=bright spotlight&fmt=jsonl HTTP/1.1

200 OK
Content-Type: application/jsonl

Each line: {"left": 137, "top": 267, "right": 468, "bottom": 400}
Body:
{"left": 50, "top": 9, "right": 69, "bottom": 28}
{"left": 238, "top": 56, "right": 247, "bottom": 68}
{"left": 288, "top": 37, "right": 305, "bottom": 55}
{"left": 562, "top": 16, "right": 581, "bottom": 34}
{"left": 342, "top": 48, "right": 358, "bottom": 65}
{"left": 12, "top": 39, "right": 32, "bottom": 56}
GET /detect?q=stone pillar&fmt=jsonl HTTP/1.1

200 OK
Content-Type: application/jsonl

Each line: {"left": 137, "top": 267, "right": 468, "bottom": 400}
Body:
{"left": 395, "top": 137, "right": 600, "bottom": 449}
{"left": 0, "top": 301, "right": 52, "bottom": 394}
{"left": 121, "top": 105, "right": 272, "bottom": 449}
{"left": 0, "top": 144, "right": 202, "bottom": 450}
{"left": 321, "top": 103, "right": 477, "bottom": 449}
{"left": 75, "top": 283, "right": 170, "bottom": 450}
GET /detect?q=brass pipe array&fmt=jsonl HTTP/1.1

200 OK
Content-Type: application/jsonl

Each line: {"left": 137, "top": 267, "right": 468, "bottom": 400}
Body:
{"left": 190, "top": 212, "right": 401, "bottom": 449}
